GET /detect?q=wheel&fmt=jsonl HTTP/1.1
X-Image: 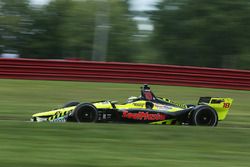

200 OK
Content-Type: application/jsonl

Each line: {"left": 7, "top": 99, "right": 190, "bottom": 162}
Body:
{"left": 72, "top": 103, "right": 98, "bottom": 122}
{"left": 191, "top": 105, "right": 218, "bottom": 126}
{"left": 63, "top": 101, "right": 80, "bottom": 108}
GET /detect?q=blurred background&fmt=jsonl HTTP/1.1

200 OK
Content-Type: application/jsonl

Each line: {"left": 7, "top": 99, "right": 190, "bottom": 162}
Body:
{"left": 0, "top": 0, "right": 250, "bottom": 69}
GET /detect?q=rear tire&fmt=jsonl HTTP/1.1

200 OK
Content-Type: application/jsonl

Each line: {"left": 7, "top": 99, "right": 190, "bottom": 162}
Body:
{"left": 191, "top": 105, "right": 218, "bottom": 126}
{"left": 72, "top": 103, "right": 98, "bottom": 122}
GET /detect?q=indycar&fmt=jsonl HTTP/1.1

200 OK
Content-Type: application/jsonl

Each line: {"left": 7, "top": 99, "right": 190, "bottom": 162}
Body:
{"left": 31, "top": 85, "right": 233, "bottom": 126}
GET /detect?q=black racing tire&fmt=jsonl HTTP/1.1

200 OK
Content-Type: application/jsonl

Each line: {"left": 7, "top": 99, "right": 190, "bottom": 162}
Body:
{"left": 72, "top": 103, "right": 98, "bottom": 122}
{"left": 190, "top": 105, "right": 218, "bottom": 126}
{"left": 63, "top": 101, "right": 80, "bottom": 108}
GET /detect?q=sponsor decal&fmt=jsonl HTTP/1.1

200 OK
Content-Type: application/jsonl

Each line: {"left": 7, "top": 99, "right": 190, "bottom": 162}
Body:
{"left": 155, "top": 104, "right": 172, "bottom": 110}
{"left": 223, "top": 103, "right": 230, "bottom": 108}
{"left": 48, "top": 109, "right": 73, "bottom": 121}
{"left": 50, "top": 116, "right": 66, "bottom": 122}
{"left": 133, "top": 103, "right": 144, "bottom": 107}
{"left": 122, "top": 111, "right": 166, "bottom": 121}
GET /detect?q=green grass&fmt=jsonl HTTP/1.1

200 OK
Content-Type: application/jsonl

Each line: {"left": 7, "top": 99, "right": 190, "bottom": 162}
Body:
{"left": 0, "top": 79, "right": 250, "bottom": 167}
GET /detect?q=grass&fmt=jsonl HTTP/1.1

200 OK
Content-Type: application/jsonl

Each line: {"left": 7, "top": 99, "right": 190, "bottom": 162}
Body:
{"left": 0, "top": 79, "right": 250, "bottom": 167}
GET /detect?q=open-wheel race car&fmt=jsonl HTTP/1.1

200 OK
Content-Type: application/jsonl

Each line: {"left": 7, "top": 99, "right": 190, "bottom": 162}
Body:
{"left": 31, "top": 85, "right": 233, "bottom": 126}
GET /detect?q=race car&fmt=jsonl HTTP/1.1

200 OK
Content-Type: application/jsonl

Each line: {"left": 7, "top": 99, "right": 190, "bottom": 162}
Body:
{"left": 31, "top": 84, "right": 233, "bottom": 126}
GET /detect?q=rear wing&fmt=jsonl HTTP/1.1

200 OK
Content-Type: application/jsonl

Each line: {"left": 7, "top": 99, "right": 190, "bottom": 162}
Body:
{"left": 198, "top": 97, "right": 233, "bottom": 120}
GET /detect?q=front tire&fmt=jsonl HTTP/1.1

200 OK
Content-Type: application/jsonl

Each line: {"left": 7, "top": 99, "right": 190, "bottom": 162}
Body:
{"left": 72, "top": 103, "right": 98, "bottom": 122}
{"left": 191, "top": 105, "right": 218, "bottom": 126}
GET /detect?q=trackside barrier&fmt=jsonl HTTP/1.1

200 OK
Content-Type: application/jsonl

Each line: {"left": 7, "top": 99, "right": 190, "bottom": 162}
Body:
{"left": 0, "top": 58, "right": 249, "bottom": 90}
